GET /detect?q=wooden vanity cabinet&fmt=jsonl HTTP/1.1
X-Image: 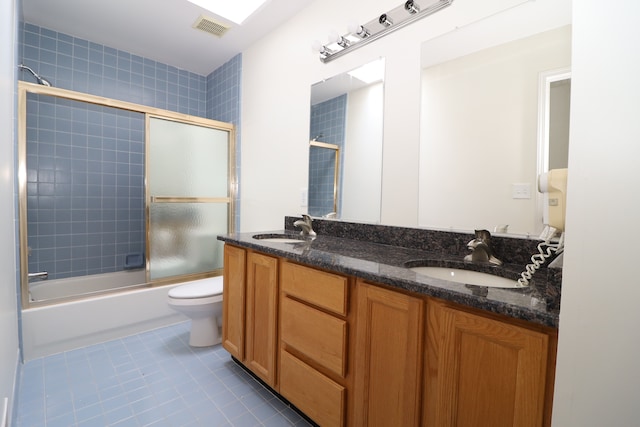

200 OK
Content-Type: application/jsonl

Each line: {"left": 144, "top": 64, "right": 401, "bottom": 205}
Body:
{"left": 353, "top": 280, "right": 425, "bottom": 427}
{"left": 222, "top": 245, "right": 279, "bottom": 389}
{"left": 424, "top": 298, "right": 557, "bottom": 427}
{"left": 222, "top": 244, "right": 557, "bottom": 427}
{"left": 222, "top": 244, "right": 245, "bottom": 360}
{"left": 279, "top": 261, "right": 352, "bottom": 427}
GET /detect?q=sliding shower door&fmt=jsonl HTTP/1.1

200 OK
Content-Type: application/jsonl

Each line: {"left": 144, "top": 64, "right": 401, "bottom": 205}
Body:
{"left": 18, "top": 82, "right": 236, "bottom": 307}
{"left": 147, "top": 116, "right": 233, "bottom": 281}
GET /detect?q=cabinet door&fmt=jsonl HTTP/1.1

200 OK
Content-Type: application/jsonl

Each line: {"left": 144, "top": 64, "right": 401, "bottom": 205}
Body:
{"left": 222, "top": 245, "right": 246, "bottom": 360}
{"left": 245, "top": 251, "right": 279, "bottom": 387}
{"left": 353, "top": 281, "right": 424, "bottom": 427}
{"left": 426, "top": 300, "right": 550, "bottom": 427}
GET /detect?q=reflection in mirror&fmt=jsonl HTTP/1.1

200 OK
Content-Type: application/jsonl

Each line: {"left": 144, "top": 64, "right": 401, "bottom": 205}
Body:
{"left": 308, "top": 140, "right": 339, "bottom": 217}
{"left": 418, "top": 26, "right": 571, "bottom": 236}
{"left": 548, "top": 79, "right": 570, "bottom": 170}
{"left": 309, "top": 58, "right": 384, "bottom": 222}
{"left": 536, "top": 68, "right": 571, "bottom": 224}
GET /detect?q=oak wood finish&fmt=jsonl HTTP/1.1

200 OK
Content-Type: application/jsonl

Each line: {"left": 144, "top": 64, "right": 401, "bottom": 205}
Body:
{"left": 280, "top": 296, "right": 348, "bottom": 377}
{"left": 222, "top": 245, "right": 246, "bottom": 360}
{"left": 280, "top": 350, "right": 346, "bottom": 427}
{"left": 281, "top": 261, "right": 348, "bottom": 315}
{"left": 223, "top": 246, "right": 557, "bottom": 427}
{"left": 245, "top": 251, "right": 279, "bottom": 388}
{"left": 353, "top": 280, "right": 425, "bottom": 427}
{"left": 425, "top": 299, "right": 550, "bottom": 427}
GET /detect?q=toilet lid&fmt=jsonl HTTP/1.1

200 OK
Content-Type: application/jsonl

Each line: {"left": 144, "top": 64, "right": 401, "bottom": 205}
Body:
{"left": 168, "top": 277, "right": 223, "bottom": 299}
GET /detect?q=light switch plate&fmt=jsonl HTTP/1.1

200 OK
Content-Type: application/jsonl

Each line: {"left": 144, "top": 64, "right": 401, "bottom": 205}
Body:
{"left": 512, "top": 183, "right": 531, "bottom": 199}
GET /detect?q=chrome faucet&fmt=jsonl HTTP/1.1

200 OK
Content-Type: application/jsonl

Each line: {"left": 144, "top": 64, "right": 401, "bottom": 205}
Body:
{"left": 464, "top": 229, "right": 502, "bottom": 265}
{"left": 294, "top": 214, "right": 317, "bottom": 237}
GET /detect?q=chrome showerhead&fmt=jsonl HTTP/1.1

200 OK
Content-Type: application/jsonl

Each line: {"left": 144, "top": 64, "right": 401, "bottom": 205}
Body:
{"left": 19, "top": 64, "right": 52, "bottom": 86}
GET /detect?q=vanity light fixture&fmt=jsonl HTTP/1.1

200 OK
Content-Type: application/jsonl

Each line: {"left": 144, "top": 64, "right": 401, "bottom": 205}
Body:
{"left": 404, "top": 1, "right": 420, "bottom": 14}
{"left": 314, "top": 0, "right": 454, "bottom": 63}
{"left": 348, "top": 23, "right": 371, "bottom": 39}
{"left": 311, "top": 40, "right": 333, "bottom": 60}
{"left": 378, "top": 14, "right": 393, "bottom": 28}
{"left": 329, "top": 32, "right": 351, "bottom": 48}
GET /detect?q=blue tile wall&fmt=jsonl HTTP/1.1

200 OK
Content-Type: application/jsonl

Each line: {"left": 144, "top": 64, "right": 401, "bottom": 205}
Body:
{"left": 20, "top": 23, "right": 207, "bottom": 116}
{"left": 26, "top": 95, "right": 145, "bottom": 279}
{"left": 19, "top": 23, "right": 242, "bottom": 279}
{"left": 207, "top": 54, "right": 242, "bottom": 232}
{"left": 309, "top": 95, "right": 346, "bottom": 217}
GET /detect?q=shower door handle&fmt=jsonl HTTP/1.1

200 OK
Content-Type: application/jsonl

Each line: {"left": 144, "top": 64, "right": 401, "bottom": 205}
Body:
{"left": 28, "top": 271, "right": 48, "bottom": 281}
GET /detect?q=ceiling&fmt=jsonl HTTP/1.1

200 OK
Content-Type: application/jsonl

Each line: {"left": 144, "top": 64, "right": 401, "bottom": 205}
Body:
{"left": 21, "top": 0, "right": 315, "bottom": 76}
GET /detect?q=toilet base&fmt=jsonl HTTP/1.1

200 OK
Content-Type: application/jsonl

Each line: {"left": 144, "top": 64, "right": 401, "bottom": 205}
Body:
{"left": 188, "top": 316, "right": 221, "bottom": 347}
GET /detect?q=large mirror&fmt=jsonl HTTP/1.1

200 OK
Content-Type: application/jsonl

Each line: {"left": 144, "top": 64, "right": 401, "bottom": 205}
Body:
{"left": 418, "top": 25, "right": 571, "bottom": 236}
{"left": 309, "top": 58, "right": 385, "bottom": 223}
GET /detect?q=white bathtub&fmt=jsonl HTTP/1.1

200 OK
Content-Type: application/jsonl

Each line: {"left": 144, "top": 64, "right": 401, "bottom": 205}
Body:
{"left": 22, "top": 276, "right": 190, "bottom": 360}
{"left": 29, "top": 270, "right": 147, "bottom": 302}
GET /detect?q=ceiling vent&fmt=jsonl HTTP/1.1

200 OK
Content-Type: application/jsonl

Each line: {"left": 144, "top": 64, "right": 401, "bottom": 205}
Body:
{"left": 193, "top": 15, "right": 231, "bottom": 37}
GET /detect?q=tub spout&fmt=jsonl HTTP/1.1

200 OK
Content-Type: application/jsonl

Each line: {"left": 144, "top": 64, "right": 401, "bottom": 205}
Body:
{"left": 28, "top": 271, "right": 48, "bottom": 281}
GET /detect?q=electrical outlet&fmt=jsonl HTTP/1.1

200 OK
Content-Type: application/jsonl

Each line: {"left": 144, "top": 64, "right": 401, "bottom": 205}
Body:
{"left": 300, "top": 188, "right": 308, "bottom": 206}
{"left": 512, "top": 183, "right": 531, "bottom": 199}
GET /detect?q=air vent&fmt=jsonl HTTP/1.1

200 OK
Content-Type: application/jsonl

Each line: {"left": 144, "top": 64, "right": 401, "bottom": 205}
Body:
{"left": 193, "top": 15, "right": 231, "bottom": 37}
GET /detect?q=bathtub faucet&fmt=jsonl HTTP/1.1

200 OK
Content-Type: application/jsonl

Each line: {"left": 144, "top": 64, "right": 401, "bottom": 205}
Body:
{"left": 28, "top": 271, "right": 48, "bottom": 281}
{"left": 294, "top": 214, "right": 316, "bottom": 238}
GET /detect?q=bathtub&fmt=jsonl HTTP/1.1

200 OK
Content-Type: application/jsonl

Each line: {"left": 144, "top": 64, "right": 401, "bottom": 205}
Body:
{"left": 29, "top": 270, "right": 147, "bottom": 302}
{"left": 22, "top": 275, "right": 190, "bottom": 360}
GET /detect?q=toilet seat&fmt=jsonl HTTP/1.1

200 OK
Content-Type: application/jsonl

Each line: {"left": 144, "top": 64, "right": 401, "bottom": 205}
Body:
{"left": 168, "top": 276, "right": 223, "bottom": 299}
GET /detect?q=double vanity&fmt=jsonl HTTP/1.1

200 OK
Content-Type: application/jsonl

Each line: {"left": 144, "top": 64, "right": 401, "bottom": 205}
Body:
{"left": 218, "top": 217, "right": 561, "bottom": 426}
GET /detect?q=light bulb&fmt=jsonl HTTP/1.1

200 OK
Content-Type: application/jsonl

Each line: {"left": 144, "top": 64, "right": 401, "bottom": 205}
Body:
{"left": 311, "top": 40, "right": 329, "bottom": 56}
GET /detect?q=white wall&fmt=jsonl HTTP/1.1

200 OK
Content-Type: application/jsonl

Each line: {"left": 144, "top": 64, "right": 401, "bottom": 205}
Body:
{"left": 239, "top": 0, "right": 561, "bottom": 231}
{"left": 236, "top": 0, "right": 640, "bottom": 424}
{"left": 551, "top": 2, "right": 640, "bottom": 426}
{"left": 342, "top": 82, "right": 383, "bottom": 223}
{"left": 0, "top": 0, "right": 20, "bottom": 424}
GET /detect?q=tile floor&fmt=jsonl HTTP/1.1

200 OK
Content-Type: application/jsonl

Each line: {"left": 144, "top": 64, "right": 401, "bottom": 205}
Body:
{"left": 15, "top": 322, "right": 315, "bottom": 427}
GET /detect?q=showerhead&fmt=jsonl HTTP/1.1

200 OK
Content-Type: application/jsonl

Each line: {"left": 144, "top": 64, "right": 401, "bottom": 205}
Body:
{"left": 19, "top": 64, "right": 52, "bottom": 86}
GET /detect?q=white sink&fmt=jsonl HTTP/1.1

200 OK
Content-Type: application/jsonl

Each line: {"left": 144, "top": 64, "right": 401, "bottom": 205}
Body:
{"left": 252, "top": 234, "right": 305, "bottom": 244}
{"left": 258, "top": 238, "right": 304, "bottom": 243}
{"left": 410, "top": 266, "right": 520, "bottom": 288}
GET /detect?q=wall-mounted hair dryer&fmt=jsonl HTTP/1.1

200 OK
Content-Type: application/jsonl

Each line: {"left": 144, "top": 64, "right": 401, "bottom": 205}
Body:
{"left": 538, "top": 168, "right": 568, "bottom": 232}
{"left": 517, "top": 168, "right": 568, "bottom": 287}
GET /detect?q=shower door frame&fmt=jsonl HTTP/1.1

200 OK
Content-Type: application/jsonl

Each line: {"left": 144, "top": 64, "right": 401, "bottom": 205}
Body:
{"left": 18, "top": 81, "right": 236, "bottom": 309}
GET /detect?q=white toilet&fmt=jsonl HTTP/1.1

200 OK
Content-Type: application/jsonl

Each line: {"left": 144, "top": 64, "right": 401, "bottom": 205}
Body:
{"left": 167, "top": 276, "right": 224, "bottom": 347}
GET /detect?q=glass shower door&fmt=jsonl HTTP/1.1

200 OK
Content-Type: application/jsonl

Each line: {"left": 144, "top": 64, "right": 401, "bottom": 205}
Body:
{"left": 147, "top": 116, "right": 232, "bottom": 281}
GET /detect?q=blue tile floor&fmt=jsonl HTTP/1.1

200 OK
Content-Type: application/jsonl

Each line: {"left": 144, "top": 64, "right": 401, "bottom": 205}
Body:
{"left": 15, "top": 322, "right": 314, "bottom": 426}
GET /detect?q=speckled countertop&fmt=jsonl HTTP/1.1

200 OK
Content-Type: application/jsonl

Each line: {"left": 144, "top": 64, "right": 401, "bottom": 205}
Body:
{"left": 218, "top": 222, "right": 560, "bottom": 328}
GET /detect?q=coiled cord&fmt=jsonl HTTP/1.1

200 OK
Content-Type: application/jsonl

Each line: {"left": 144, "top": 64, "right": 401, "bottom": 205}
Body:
{"left": 517, "top": 230, "right": 565, "bottom": 287}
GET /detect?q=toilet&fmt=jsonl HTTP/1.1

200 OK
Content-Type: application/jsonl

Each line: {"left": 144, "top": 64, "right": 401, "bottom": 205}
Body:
{"left": 167, "top": 276, "right": 224, "bottom": 347}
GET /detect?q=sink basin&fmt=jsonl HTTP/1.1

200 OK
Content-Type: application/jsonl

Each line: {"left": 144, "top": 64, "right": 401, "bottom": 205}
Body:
{"left": 252, "top": 234, "right": 305, "bottom": 244}
{"left": 410, "top": 266, "right": 520, "bottom": 288}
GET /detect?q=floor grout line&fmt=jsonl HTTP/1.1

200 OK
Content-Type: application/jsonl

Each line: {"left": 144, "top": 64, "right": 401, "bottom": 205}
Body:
{"left": 16, "top": 322, "right": 313, "bottom": 427}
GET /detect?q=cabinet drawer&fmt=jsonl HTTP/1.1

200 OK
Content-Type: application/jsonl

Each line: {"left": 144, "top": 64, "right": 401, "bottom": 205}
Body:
{"left": 280, "top": 350, "right": 346, "bottom": 427}
{"left": 281, "top": 297, "right": 347, "bottom": 377}
{"left": 281, "top": 261, "right": 348, "bottom": 316}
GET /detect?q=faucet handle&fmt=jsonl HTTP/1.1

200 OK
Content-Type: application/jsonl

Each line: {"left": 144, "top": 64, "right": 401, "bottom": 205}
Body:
{"left": 474, "top": 229, "right": 492, "bottom": 241}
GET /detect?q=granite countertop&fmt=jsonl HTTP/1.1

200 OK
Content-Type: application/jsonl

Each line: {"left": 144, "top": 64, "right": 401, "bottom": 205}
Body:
{"left": 218, "top": 230, "right": 559, "bottom": 328}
